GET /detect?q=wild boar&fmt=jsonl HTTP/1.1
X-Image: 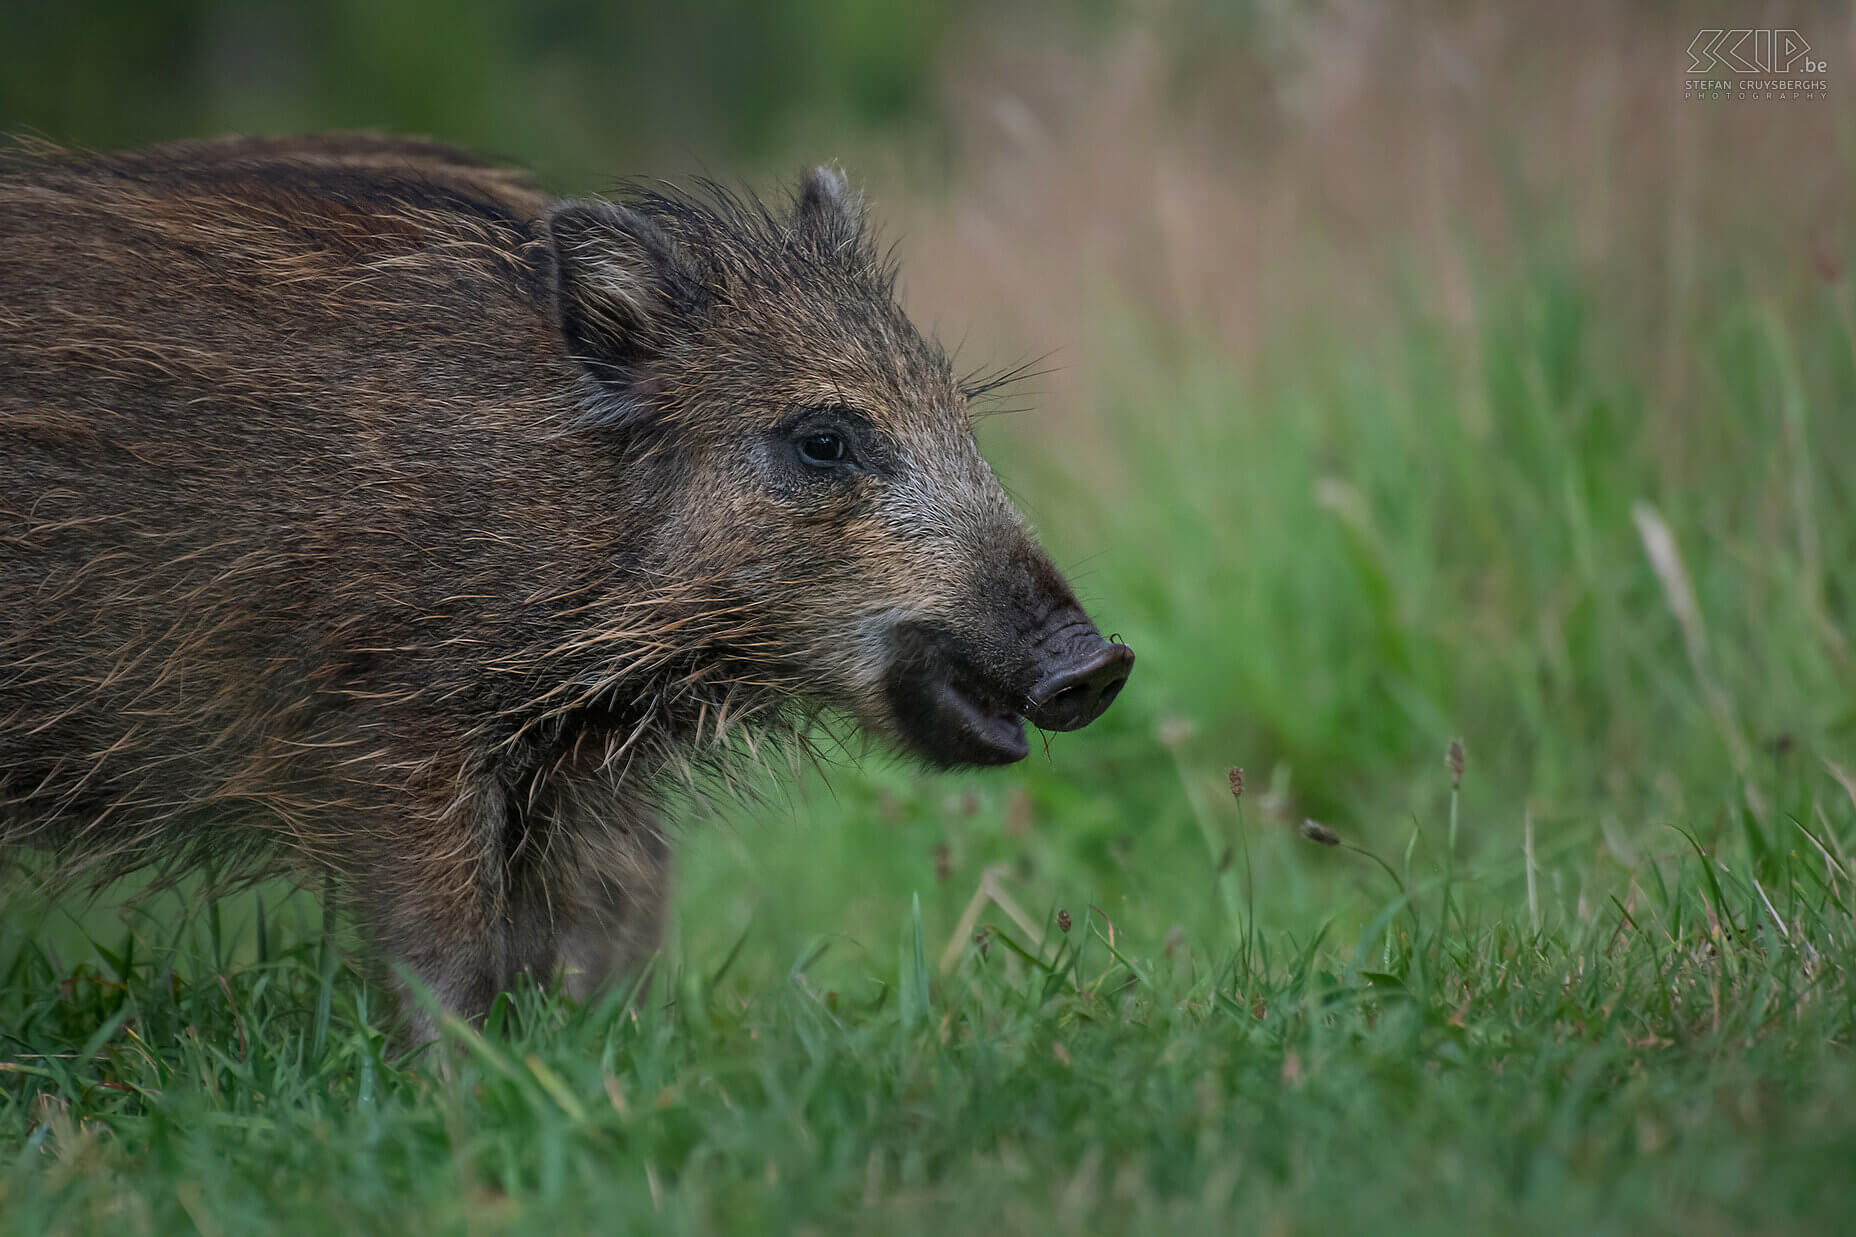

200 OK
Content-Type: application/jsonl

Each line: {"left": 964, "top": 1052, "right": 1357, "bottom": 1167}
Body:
{"left": 0, "top": 134, "right": 1132, "bottom": 1034}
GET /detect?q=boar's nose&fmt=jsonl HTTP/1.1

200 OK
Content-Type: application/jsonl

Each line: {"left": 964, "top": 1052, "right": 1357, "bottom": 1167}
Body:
{"left": 1025, "top": 633, "right": 1135, "bottom": 732}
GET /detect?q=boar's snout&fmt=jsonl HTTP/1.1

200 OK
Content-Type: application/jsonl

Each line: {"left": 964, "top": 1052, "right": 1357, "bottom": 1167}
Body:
{"left": 882, "top": 600, "right": 1134, "bottom": 769}
{"left": 1025, "top": 630, "right": 1134, "bottom": 733}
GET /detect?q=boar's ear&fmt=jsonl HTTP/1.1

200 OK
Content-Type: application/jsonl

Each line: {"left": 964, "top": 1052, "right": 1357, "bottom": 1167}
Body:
{"left": 792, "top": 165, "right": 859, "bottom": 253}
{"left": 545, "top": 200, "right": 708, "bottom": 419}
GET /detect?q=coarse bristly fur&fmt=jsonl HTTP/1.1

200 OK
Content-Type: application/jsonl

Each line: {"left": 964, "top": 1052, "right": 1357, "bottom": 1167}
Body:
{"left": 0, "top": 133, "right": 1131, "bottom": 1039}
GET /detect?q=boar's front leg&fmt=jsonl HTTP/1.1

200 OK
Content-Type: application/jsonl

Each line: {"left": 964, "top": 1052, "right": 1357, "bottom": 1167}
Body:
{"left": 547, "top": 787, "right": 672, "bottom": 1002}
{"left": 342, "top": 775, "right": 562, "bottom": 1042}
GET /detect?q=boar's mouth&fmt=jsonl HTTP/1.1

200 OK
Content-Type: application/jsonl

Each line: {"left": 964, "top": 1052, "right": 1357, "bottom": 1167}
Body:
{"left": 883, "top": 622, "right": 1029, "bottom": 766}
{"left": 881, "top": 620, "right": 1133, "bottom": 769}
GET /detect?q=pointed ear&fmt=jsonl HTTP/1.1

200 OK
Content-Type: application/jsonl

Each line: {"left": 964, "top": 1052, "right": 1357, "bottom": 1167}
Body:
{"left": 545, "top": 200, "right": 707, "bottom": 418}
{"left": 792, "top": 165, "right": 859, "bottom": 251}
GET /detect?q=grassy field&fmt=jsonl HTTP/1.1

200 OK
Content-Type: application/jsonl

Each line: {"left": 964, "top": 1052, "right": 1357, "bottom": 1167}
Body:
{"left": 6, "top": 8, "right": 1856, "bottom": 1235}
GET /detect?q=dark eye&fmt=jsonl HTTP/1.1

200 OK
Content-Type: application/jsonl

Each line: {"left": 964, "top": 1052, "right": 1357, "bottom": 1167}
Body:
{"left": 798, "top": 431, "right": 847, "bottom": 467}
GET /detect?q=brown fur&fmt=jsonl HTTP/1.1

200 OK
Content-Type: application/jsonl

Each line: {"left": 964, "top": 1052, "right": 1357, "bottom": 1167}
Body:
{"left": 0, "top": 134, "right": 1127, "bottom": 1034}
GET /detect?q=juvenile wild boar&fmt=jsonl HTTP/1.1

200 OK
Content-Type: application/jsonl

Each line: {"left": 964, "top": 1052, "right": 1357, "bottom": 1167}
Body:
{"left": 0, "top": 134, "right": 1132, "bottom": 1032}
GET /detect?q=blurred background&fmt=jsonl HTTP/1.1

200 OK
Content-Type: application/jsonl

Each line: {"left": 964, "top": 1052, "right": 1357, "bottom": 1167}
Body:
{"left": 4, "top": 0, "right": 1854, "bottom": 992}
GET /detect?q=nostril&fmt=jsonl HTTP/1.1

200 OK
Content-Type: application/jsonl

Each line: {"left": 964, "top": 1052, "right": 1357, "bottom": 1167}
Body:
{"left": 1026, "top": 639, "right": 1135, "bottom": 732}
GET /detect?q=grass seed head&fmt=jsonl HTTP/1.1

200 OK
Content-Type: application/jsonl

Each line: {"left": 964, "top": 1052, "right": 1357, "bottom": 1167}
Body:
{"left": 1228, "top": 766, "right": 1244, "bottom": 799}
{"left": 1447, "top": 738, "right": 1466, "bottom": 788}
{"left": 1157, "top": 717, "right": 1196, "bottom": 748}
{"left": 1814, "top": 238, "right": 1845, "bottom": 283}
{"left": 1300, "top": 818, "right": 1340, "bottom": 847}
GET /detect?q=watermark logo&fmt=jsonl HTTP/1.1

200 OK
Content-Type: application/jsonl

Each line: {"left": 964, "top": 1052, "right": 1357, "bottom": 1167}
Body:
{"left": 1687, "top": 29, "right": 1822, "bottom": 75}
{"left": 1684, "top": 29, "right": 1828, "bottom": 100}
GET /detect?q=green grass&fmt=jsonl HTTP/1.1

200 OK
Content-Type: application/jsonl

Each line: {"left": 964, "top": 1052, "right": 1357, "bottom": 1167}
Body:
{"left": 6, "top": 237, "right": 1856, "bottom": 1233}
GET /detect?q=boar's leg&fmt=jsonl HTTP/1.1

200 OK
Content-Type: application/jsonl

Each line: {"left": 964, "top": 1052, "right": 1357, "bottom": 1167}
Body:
{"left": 333, "top": 774, "right": 666, "bottom": 1036}
{"left": 344, "top": 777, "right": 563, "bottom": 1042}
{"left": 551, "top": 794, "right": 672, "bottom": 1002}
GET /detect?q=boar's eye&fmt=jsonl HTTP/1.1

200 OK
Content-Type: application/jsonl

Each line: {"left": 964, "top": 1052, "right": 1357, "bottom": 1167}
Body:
{"left": 782, "top": 405, "right": 873, "bottom": 478}
{"left": 796, "top": 430, "right": 848, "bottom": 468}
